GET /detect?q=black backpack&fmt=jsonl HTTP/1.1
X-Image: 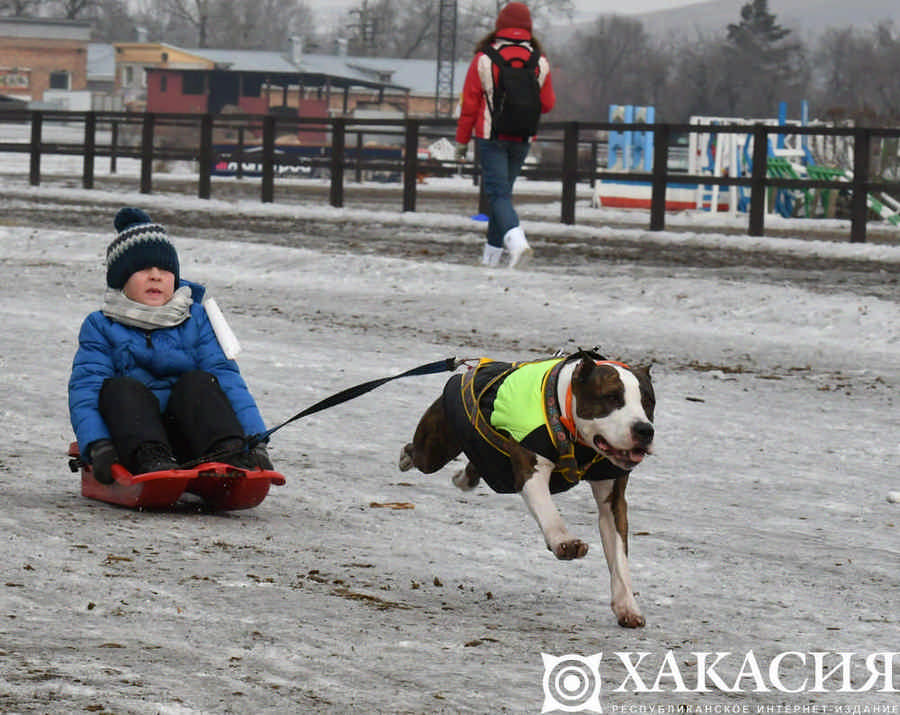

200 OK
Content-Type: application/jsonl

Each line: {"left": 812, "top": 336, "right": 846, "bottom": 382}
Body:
{"left": 483, "top": 42, "right": 542, "bottom": 140}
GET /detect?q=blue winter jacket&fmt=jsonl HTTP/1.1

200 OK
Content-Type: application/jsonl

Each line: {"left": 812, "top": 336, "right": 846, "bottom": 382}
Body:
{"left": 68, "top": 280, "right": 266, "bottom": 457}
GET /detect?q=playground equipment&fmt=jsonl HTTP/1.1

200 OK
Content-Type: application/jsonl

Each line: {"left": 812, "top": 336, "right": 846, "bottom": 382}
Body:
{"left": 690, "top": 102, "right": 900, "bottom": 222}
{"left": 765, "top": 155, "right": 900, "bottom": 224}
{"left": 594, "top": 104, "right": 731, "bottom": 211}
{"left": 688, "top": 102, "right": 814, "bottom": 217}
{"left": 593, "top": 101, "right": 900, "bottom": 223}
{"left": 607, "top": 104, "right": 654, "bottom": 172}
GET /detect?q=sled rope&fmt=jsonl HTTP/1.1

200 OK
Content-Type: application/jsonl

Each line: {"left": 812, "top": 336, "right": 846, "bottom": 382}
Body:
{"left": 159, "top": 357, "right": 463, "bottom": 470}
{"left": 248, "top": 356, "right": 460, "bottom": 447}
{"left": 70, "top": 358, "right": 465, "bottom": 471}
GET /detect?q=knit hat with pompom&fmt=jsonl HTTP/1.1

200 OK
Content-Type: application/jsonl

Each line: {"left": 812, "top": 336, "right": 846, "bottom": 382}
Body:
{"left": 106, "top": 208, "right": 179, "bottom": 289}
{"left": 495, "top": 2, "right": 532, "bottom": 32}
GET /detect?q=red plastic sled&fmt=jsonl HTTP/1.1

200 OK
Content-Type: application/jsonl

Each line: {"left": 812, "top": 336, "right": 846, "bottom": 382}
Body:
{"left": 68, "top": 442, "right": 285, "bottom": 511}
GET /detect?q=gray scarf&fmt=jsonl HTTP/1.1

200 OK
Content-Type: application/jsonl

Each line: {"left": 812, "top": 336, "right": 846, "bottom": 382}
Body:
{"left": 101, "top": 285, "right": 193, "bottom": 330}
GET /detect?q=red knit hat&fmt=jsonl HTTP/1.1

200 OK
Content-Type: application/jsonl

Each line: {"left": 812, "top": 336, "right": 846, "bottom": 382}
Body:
{"left": 495, "top": 2, "right": 532, "bottom": 32}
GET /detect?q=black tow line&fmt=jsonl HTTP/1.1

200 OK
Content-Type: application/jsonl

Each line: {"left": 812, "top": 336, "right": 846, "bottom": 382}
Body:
{"left": 71, "top": 358, "right": 465, "bottom": 472}
{"left": 247, "top": 356, "right": 462, "bottom": 449}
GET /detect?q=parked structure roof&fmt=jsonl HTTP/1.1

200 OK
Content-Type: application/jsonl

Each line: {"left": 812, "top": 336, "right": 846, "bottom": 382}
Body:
{"left": 337, "top": 56, "right": 469, "bottom": 98}
{"left": 0, "top": 16, "right": 91, "bottom": 41}
{"left": 84, "top": 42, "right": 466, "bottom": 97}
{"left": 186, "top": 49, "right": 302, "bottom": 75}
{"left": 181, "top": 48, "right": 409, "bottom": 92}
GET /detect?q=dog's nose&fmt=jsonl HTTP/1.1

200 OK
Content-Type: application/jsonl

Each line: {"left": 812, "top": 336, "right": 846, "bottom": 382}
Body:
{"left": 633, "top": 422, "right": 654, "bottom": 444}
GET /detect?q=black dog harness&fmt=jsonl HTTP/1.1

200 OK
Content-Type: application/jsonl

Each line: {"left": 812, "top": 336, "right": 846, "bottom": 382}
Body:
{"left": 444, "top": 355, "right": 627, "bottom": 494}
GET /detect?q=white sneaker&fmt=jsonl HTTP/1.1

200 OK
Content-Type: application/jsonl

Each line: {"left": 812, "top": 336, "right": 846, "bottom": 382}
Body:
{"left": 503, "top": 226, "right": 532, "bottom": 269}
{"left": 482, "top": 244, "right": 503, "bottom": 267}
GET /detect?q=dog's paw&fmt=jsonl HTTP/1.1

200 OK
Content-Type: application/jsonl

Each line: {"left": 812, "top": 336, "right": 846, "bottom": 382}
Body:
{"left": 451, "top": 467, "right": 480, "bottom": 491}
{"left": 616, "top": 610, "right": 646, "bottom": 629}
{"left": 612, "top": 597, "right": 645, "bottom": 628}
{"left": 551, "top": 539, "right": 589, "bottom": 560}
{"left": 398, "top": 444, "right": 414, "bottom": 472}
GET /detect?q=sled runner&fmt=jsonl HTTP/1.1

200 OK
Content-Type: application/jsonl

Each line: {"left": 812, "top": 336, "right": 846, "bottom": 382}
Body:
{"left": 68, "top": 442, "right": 285, "bottom": 511}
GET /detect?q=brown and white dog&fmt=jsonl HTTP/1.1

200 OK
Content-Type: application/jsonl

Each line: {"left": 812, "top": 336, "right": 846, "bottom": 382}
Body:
{"left": 398, "top": 350, "right": 655, "bottom": 627}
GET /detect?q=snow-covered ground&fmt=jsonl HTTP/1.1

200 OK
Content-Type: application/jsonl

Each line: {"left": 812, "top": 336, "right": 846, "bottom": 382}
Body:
{"left": 0, "top": 165, "right": 898, "bottom": 713}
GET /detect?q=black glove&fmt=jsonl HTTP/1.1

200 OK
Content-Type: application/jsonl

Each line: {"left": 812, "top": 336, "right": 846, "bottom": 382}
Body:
{"left": 90, "top": 439, "right": 118, "bottom": 485}
{"left": 252, "top": 444, "right": 274, "bottom": 471}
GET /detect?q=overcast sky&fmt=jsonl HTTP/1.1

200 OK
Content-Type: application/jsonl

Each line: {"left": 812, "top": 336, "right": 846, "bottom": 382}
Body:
{"left": 570, "top": 0, "right": 706, "bottom": 17}
{"left": 310, "top": 0, "right": 707, "bottom": 24}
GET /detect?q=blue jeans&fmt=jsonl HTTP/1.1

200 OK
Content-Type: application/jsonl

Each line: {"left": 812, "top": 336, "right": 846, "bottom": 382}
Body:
{"left": 477, "top": 138, "right": 531, "bottom": 247}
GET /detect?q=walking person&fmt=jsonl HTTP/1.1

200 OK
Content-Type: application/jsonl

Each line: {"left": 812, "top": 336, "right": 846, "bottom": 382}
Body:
{"left": 456, "top": 1, "right": 555, "bottom": 268}
{"left": 69, "top": 207, "right": 273, "bottom": 483}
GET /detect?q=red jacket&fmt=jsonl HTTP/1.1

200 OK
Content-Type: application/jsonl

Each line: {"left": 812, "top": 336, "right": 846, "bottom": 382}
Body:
{"left": 456, "top": 27, "right": 555, "bottom": 144}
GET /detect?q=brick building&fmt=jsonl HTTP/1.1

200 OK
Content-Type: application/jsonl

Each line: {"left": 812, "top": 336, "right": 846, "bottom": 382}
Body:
{"left": 0, "top": 19, "right": 467, "bottom": 123}
{"left": 0, "top": 17, "right": 91, "bottom": 106}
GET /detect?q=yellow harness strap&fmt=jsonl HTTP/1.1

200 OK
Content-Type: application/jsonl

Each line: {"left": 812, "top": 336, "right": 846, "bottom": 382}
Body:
{"left": 460, "top": 358, "right": 520, "bottom": 457}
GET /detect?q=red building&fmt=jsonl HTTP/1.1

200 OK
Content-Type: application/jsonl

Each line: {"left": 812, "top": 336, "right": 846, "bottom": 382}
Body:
{"left": 119, "top": 43, "right": 407, "bottom": 145}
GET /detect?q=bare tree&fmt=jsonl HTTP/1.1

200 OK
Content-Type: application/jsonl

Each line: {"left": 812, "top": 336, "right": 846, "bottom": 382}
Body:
{"left": 392, "top": 1, "right": 441, "bottom": 58}
{"left": 812, "top": 27, "right": 864, "bottom": 118}
{"left": 208, "top": 0, "right": 314, "bottom": 50}
{"left": 127, "top": 0, "right": 168, "bottom": 42}
{"left": 124, "top": 0, "right": 316, "bottom": 49}
{"left": 334, "top": 0, "right": 574, "bottom": 61}
{"left": 462, "top": 0, "right": 574, "bottom": 37}
{"left": 812, "top": 22, "right": 900, "bottom": 123}
{"left": 346, "top": 0, "right": 394, "bottom": 56}
{"left": 552, "top": 15, "right": 667, "bottom": 121}
{"left": 55, "top": 0, "right": 91, "bottom": 18}
{"left": 0, "top": 0, "right": 43, "bottom": 16}
{"left": 871, "top": 23, "right": 900, "bottom": 120}
{"left": 660, "top": 37, "right": 737, "bottom": 120}
{"left": 85, "top": 0, "right": 135, "bottom": 40}
{"left": 162, "top": 0, "right": 212, "bottom": 47}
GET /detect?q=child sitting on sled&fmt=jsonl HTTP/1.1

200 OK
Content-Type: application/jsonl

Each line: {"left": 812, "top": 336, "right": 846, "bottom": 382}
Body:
{"left": 68, "top": 207, "right": 273, "bottom": 484}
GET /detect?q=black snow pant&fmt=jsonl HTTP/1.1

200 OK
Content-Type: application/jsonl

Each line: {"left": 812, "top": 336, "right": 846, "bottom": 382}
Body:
{"left": 98, "top": 371, "right": 244, "bottom": 472}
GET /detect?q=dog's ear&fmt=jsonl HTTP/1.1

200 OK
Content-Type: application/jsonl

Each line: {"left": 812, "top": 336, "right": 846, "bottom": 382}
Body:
{"left": 631, "top": 364, "right": 653, "bottom": 382}
{"left": 574, "top": 354, "right": 595, "bottom": 383}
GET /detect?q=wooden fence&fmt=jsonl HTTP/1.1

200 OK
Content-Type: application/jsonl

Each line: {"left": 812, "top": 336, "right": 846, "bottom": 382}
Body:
{"left": 2, "top": 109, "right": 899, "bottom": 243}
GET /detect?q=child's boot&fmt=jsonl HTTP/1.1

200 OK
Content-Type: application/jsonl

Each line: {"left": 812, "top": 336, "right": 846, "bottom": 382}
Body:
{"left": 132, "top": 442, "right": 179, "bottom": 474}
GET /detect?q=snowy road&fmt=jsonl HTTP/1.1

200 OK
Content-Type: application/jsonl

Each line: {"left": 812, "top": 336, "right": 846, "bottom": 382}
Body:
{"left": 0, "top": 189, "right": 898, "bottom": 714}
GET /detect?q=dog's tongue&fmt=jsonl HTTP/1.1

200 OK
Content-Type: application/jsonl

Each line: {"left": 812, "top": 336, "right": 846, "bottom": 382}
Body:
{"left": 625, "top": 448, "right": 645, "bottom": 464}
{"left": 593, "top": 436, "right": 646, "bottom": 465}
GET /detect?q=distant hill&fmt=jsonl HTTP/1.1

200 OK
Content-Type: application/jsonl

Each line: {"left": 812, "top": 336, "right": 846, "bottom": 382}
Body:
{"left": 635, "top": 0, "right": 899, "bottom": 41}
{"left": 559, "top": 0, "right": 899, "bottom": 42}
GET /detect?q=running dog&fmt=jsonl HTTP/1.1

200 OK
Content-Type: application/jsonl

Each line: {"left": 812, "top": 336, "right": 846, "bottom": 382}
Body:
{"left": 398, "top": 349, "right": 654, "bottom": 628}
